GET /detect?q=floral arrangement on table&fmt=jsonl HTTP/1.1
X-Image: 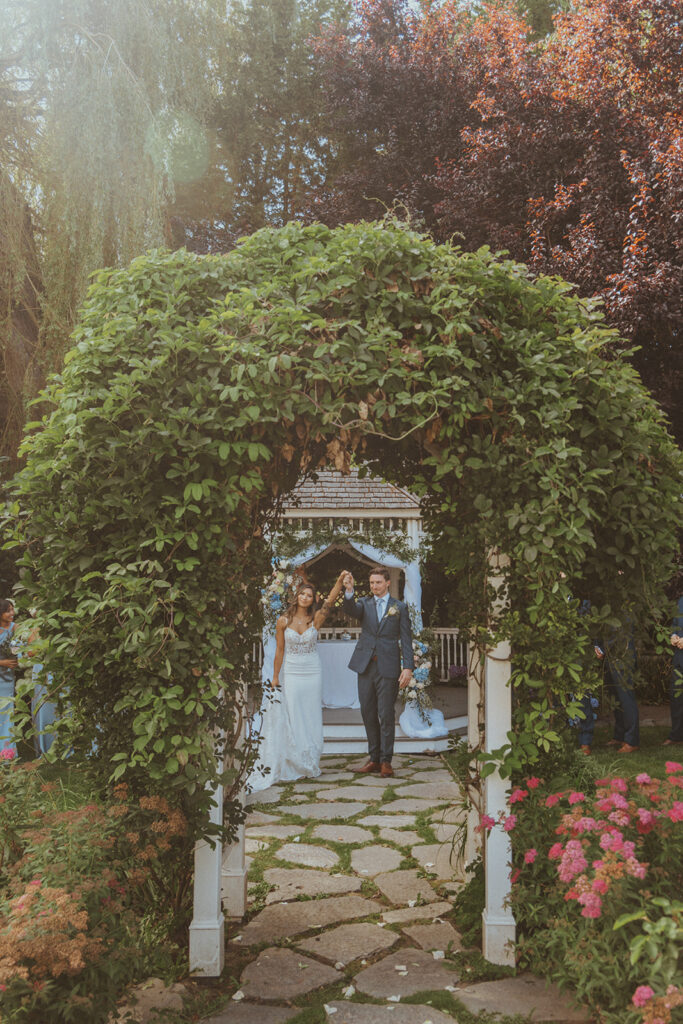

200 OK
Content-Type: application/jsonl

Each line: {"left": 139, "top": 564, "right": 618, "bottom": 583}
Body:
{"left": 261, "top": 560, "right": 306, "bottom": 633}
{"left": 400, "top": 634, "right": 435, "bottom": 722}
{"left": 472, "top": 762, "right": 683, "bottom": 1024}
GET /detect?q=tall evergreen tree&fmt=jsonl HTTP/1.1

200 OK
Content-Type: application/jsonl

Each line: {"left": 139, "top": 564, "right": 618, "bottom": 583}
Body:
{"left": 177, "top": 0, "right": 350, "bottom": 251}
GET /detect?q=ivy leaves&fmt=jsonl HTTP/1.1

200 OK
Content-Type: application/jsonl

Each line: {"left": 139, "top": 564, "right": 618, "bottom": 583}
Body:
{"left": 8, "top": 219, "right": 682, "bottom": 836}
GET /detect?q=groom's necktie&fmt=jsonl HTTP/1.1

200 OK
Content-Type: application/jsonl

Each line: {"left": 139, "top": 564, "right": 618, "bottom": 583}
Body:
{"left": 375, "top": 597, "right": 386, "bottom": 621}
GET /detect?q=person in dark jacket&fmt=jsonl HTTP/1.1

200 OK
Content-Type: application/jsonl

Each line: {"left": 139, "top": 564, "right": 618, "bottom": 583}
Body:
{"left": 342, "top": 567, "right": 414, "bottom": 777}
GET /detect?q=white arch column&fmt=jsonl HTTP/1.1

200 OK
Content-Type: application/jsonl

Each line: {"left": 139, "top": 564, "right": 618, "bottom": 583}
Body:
{"left": 481, "top": 549, "right": 516, "bottom": 966}
{"left": 189, "top": 779, "right": 225, "bottom": 976}
{"left": 189, "top": 683, "right": 248, "bottom": 977}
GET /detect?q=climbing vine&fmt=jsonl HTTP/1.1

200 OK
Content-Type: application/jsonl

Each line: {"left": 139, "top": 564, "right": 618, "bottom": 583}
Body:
{"left": 6, "top": 219, "right": 681, "bottom": 841}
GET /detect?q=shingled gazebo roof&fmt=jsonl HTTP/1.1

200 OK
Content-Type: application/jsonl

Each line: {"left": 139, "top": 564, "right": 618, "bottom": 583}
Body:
{"left": 284, "top": 467, "right": 420, "bottom": 511}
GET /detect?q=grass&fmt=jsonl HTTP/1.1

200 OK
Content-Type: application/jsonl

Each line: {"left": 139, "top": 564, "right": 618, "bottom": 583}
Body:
{"left": 588, "top": 723, "right": 678, "bottom": 776}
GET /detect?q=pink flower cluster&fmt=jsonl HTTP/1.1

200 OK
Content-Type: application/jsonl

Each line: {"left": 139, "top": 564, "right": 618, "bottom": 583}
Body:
{"left": 475, "top": 813, "right": 495, "bottom": 833}
{"left": 631, "top": 983, "right": 683, "bottom": 1024}
{"left": 558, "top": 839, "right": 587, "bottom": 882}
{"left": 510, "top": 770, "right": 682, "bottom": 924}
{"left": 0, "top": 746, "right": 16, "bottom": 762}
{"left": 633, "top": 986, "right": 655, "bottom": 1008}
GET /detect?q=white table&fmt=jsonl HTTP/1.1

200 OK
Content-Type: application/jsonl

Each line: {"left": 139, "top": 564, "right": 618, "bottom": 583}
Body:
{"left": 320, "top": 640, "right": 360, "bottom": 708}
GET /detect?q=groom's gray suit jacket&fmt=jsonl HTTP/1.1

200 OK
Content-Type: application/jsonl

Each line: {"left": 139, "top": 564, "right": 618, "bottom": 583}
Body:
{"left": 343, "top": 594, "right": 415, "bottom": 678}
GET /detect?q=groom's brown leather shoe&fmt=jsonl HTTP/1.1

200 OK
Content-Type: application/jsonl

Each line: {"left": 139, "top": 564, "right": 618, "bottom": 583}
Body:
{"left": 355, "top": 760, "right": 381, "bottom": 774}
{"left": 380, "top": 762, "right": 394, "bottom": 778}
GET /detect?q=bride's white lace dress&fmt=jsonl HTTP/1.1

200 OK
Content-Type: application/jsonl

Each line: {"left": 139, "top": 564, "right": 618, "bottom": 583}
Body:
{"left": 249, "top": 625, "right": 323, "bottom": 792}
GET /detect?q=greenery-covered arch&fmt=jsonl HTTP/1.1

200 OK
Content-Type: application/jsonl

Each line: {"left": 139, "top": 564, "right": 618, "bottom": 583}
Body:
{"left": 10, "top": 220, "right": 681, "bottom": 837}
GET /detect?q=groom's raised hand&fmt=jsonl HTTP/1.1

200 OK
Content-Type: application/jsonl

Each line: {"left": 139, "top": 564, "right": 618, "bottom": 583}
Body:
{"left": 342, "top": 571, "right": 354, "bottom": 592}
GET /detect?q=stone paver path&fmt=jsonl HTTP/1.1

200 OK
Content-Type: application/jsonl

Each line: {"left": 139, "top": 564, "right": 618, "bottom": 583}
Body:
{"left": 210, "top": 753, "right": 590, "bottom": 1024}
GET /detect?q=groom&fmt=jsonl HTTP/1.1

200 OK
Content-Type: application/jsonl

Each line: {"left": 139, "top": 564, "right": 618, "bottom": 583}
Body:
{"left": 342, "top": 567, "right": 414, "bottom": 777}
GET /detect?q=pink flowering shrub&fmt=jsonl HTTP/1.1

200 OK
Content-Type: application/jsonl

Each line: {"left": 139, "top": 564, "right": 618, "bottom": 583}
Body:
{"left": 505, "top": 764, "right": 683, "bottom": 1024}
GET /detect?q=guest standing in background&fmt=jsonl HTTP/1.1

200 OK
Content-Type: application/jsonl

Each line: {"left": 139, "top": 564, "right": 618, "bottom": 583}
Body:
{"left": 0, "top": 599, "right": 18, "bottom": 755}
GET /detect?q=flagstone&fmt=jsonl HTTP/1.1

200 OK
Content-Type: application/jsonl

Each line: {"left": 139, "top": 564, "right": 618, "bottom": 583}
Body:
{"left": 275, "top": 843, "right": 340, "bottom": 869}
{"left": 278, "top": 802, "right": 368, "bottom": 819}
{"left": 430, "top": 823, "right": 459, "bottom": 843}
{"left": 359, "top": 815, "right": 416, "bottom": 828}
{"left": 323, "top": 1003, "right": 457, "bottom": 1024}
{"left": 263, "top": 868, "right": 360, "bottom": 904}
{"left": 394, "top": 782, "right": 461, "bottom": 802}
{"left": 245, "top": 811, "right": 280, "bottom": 825}
{"left": 317, "top": 786, "right": 386, "bottom": 802}
{"left": 203, "top": 1005, "right": 296, "bottom": 1024}
{"left": 351, "top": 846, "right": 403, "bottom": 876}
{"left": 378, "top": 828, "right": 422, "bottom": 847}
{"left": 454, "top": 975, "right": 591, "bottom": 1022}
{"left": 238, "top": 894, "right": 382, "bottom": 945}
{"left": 315, "top": 772, "right": 353, "bottom": 782}
{"left": 401, "top": 920, "right": 464, "bottom": 952}
{"left": 350, "top": 775, "right": 396, "bottom": 787}
{"left": 411, "top": 843, "right": 462, "bottom": 881}
{"left": 240, "top": 947, "right": 340, "bottom": 1001}
{"left": 245, "top": 786, "right": 282, "bottom": 805}
{"left": 244, "top": 837, "right": 269, "bottom": 853}
{"left": 245, "top": 824, "right": 303, "bottom": 841}
{"left": 431, "top": 805, "right": 467, "bottom": 825}
{"left": 320, "top": 757, "right": 352, "bottom": 767}
{"left": 312, "top": 824, "right": 373, "bottom": 844}
{"left": 381, "top": 901, "right": 453, "bottom": 924}
{"left": 354, "top": 949, "right": 458, "bottom": 999}
{"left": 286, "top": 794, "right": 310, "bottom": 803}
{"left": 296, "top": 922, "right": 399, "bottom": 965}
{"left": 377, "top": 800, "right": 436, "bottom": 814}
{"left": 373, "top": 869, "right": 438, "bottom": 906}
{"left": 291, "top": 782, "right": 323, "bottom": 792}
{"left": 408, "top": 770, "right": 455, "bottom": 784}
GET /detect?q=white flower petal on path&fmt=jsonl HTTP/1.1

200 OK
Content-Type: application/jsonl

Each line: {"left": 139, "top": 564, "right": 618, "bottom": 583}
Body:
{"left": 432, "top": 950, "right": 445, "bottom": 960}
{"left": 324, "top": 1006, "right": 338, "bottom": 1015}
{"left": 232, "top": 990, "right": 244, "bottom": 1001}
{"left": 388, "top": 995, "right": 402, "bottom": 1002}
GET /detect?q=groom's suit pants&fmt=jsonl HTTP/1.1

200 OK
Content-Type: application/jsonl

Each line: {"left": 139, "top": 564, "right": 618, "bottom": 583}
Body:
{"left": 358, "top": 658, "right": 399, "bottom": 764}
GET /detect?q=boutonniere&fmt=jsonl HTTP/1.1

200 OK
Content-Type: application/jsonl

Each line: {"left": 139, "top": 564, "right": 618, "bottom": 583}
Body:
{"left": 386, "top": 605, "right": 398, "bottom": 617}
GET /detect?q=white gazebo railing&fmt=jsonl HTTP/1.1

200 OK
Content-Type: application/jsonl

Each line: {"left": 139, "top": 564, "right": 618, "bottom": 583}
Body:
{"left": 251, "top": 626, "right": 467, "bottom": 682}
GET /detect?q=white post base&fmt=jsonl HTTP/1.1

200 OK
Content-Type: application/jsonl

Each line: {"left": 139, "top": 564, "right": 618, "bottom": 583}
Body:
{"left": 482, "top": 908, "right": 516, "bottom": 967}
{"left": 188, "top": 916, "right": 225, "bottom": 977}
{"left": 221, "top": 808, "right": 247, "bottom": 917}
{"left": 222, "top": 844, "right": 248, "bottom": 917}
{"left": 189, "top": 781, "right": 225, "bottom": 978}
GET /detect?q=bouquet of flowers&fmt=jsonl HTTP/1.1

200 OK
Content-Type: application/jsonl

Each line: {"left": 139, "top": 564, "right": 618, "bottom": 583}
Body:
{"left": 0, "top": 632, "right": 18, "bottom": 664}
{"left": 261, "top": 560, "right": 305, "bottom": 633}
{"left": 400, "top": 636, "right": 435, "bottom": 722}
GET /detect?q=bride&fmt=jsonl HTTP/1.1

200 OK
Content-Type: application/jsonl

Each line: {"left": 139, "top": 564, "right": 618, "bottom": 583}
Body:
{"left": 249, "top": 571, "right": 346, "bottom": 792}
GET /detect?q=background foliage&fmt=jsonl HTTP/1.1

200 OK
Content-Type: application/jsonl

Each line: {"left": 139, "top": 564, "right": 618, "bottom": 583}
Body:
{"left": 0, "top": 0, "right": 680, "bottom": 486}
{"left": 8, "top": 219, "right": 681, "bottom": 838}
